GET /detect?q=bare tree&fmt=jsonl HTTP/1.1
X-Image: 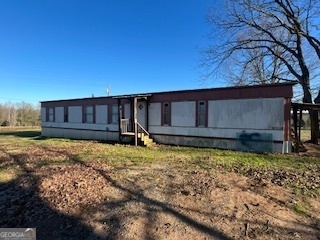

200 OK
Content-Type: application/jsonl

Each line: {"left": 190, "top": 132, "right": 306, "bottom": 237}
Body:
{"left": 202, "top": 0, "right": 320, "bottom": 144}
{"left": 224, "top": 43, "right": 290, "bottom": 86}
{"left": 0, "top": 102, "right": 40, "bottom": 127}
{"left": 16, "top": 102, "right": 41, "bottom": 126}
{"left": 0, "top": 102, "right": 16, "bottom": 126}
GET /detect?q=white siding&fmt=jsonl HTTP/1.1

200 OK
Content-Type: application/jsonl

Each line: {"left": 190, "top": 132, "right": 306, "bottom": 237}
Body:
{"left": 149, "top": 103, "right": 161, "bottom": 126}
{"left": 96, "top": 105, "right": 108, "bottom": 124}
{"left": 42, "top": 127, "right": 120, "bottom": 141}
{"left": 208, "top": 98, "right": 284, "bottom": 130}
{"left": 171, "top": 101, "right": 196, "bottom": 127}
{"left": 69, "top": 106, "right": 82, "bottom": 123}
{"left": 147, "top": 97, "right": 287, "bottom": 153}
{"left": 149, "top": 125, "right": 283, "bottom": 141}
{"left": 41, "top": 108, "right": 46, "bottom": 122}
{"left": 55, "top": 107, "right": 64, "bottom": 123}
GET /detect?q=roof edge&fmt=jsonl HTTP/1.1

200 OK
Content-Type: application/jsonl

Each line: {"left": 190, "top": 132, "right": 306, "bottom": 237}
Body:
{"left": 41, "top": 82, "right": 298, "bottom": 103}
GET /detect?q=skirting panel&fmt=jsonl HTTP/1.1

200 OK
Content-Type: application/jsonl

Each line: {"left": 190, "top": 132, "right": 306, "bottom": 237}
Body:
{"left": 151, "top": 134, "right": 287, "bottom": 153}
{"left": 42, "top": 127, "right": 120, "bottom": 142}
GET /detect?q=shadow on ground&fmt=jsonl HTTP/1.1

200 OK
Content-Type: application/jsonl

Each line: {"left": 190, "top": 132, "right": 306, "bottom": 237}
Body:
{"left": 0, "top": 143, "right": 232, "bottom": 239}
{"left": 0, "top": 150, "right": 102, "bottom": 240}
{"left": 0, "top": 130, "right": 41, "bottom": 138}
{"left": 0, "top": 134, "right": 319, "bottom": 239}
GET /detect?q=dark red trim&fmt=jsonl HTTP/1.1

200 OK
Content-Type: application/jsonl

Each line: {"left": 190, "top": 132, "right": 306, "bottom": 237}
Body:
{"left": 149, "top": 84, "right": 293, "bottom": 103}
{"left": 205, "top": 101, "right": 208, "bottom": 127}
{"left": 82, "top": 106, "right": 85, "bottom": 123}
{"left": 46, "top": 108, "right": 49, "bottom": 122}
{"left": 41, "top": 83, "right": 295, "bottom": 108}
{"left": 108, "top": 104, "right": 118, "bottom": 124}
{"left": 161, "top": 102, "right": 171, "bottom": 126}
{"left": 93, "top": 105, "right": 96, "bottom": 124}
{"left": 195, "top": 101, "right": 198, "bottom": 127}
{"left": 284, "top": 98, "right": 291, "bottom": 141}
{"left": 196, "top": 100, "right": 208, "bottom": 127}
{"left": 46, "top": 107, "right": 55, "bottom": 122}
{"left": 64, "top": 106, "right": 68, "bottom": 122}
{"left": 161, "top": 103, "right": 163, "bottom": 126}
{"left": 82, "top": 105, "right": 96, "bottom": 123}
{"left": 108, "top": 105, "right": 112, "bottom": 124}
{"left": 42, "top": 97, "right": 118, "bottom": 108}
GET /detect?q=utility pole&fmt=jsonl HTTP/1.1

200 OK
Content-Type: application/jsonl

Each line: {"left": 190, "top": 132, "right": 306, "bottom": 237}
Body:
{"left": 106, "top": 85, "right": 110, "bottom": 96}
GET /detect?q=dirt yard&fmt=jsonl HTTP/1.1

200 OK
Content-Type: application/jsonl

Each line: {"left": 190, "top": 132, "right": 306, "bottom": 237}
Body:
{"left": 0, "top": 144, "right": 319, "bottom": 240}
{"left": 0, "top": 129, "right": 319, "bottom": 240}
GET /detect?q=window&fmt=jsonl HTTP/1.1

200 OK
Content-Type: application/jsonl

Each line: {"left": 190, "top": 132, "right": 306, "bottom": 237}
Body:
{"left": 84, "top": 106, "right": 94, "bottom": 123}
{"left": 163, "top": 102, "right": 170, "bottom": 125}
{"left": 197, "top": 101, "right": 207, "bottom": 127}
{"left": 48, "top": 107, "right": 54, "bottom": 122}
{"left": 107, "top": 104, "right": 119, "bottom": 124}
{"left": 111, "top": 105, "right": 118, "bottom": 124}
{"left": 64, "top": 106, "right": 68, "bottom": 122}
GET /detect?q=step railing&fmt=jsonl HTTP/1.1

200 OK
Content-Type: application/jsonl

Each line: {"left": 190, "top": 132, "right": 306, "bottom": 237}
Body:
{"left": 120, "top": 119, "right": 130, "bottom": 134}
{"left": 120, "top": 119, "right": 149, "bottom": 136}
{"left": 137, "top": 121, "right": 149, "bottom": 136}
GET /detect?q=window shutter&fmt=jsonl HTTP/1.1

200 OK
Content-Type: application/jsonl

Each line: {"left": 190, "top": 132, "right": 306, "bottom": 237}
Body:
{"left": 108, "top": 105, "right": 112, "bottom": 124}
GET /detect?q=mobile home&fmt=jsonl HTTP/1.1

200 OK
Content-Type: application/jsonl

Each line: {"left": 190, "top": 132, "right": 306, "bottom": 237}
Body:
{"left": 41, "top": 83, "right": 294, "bottom": 153}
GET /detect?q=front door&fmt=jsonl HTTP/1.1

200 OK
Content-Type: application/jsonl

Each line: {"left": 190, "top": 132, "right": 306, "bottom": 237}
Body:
{"left": 137, "top": 101, "right": 147, "bottom": 130}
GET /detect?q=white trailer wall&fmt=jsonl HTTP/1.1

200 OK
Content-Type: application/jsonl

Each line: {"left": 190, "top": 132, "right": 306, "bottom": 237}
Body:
{"left": 171, "top": 101, "right": 196, "bottom": 127}
{"left": 41, "top": 104, "right": 121, "bottom": 142}
{"left": 208, "top": 98, "right": 283, "bottom": 130}
{"left": 96, "top": 105, "right": 108, "bottom": 124}
{"left": 149, "top": 98, "right": 286, "bottom": 152}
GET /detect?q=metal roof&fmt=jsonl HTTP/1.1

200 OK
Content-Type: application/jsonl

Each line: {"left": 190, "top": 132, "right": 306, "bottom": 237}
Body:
{"left": 112, "top": 93, "right": 152, "bottom": 99}
{"left": 291, "top": 102, "right": 320, "bottom": 110}
{"left": 41, "top": 82, "right": 297, "bottom": 103}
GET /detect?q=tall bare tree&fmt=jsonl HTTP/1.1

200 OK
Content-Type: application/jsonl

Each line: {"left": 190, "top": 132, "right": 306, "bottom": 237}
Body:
{"left": 202, "top": 0, "right": 320, "bottom": 144}
{"left": 224, "top": 43, "right": 289, "bottom": 86}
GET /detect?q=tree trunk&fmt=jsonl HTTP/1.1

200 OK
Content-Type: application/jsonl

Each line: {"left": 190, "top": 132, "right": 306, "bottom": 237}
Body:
{"left": 315, "top": 91, "right": 320, "bottom": 140}
{"left": 301, "top": 78, "right": 319, "bottom": 144}
{"left": 309, "top": 110, "right": 319, "bottom": 144}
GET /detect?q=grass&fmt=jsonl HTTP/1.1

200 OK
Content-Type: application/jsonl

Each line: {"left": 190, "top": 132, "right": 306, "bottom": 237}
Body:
{"left": 0, "top": 172, "right": 16, "bottom": 183}
{"left": 0, "top": 129, "right": 319, "bottom": 167}
{"left": 293, "top": 202, "right": 310, "bottom": 217}
{"left": 0, "top": 129, "right": 319, "bottom": 195}
{"left": 300, "top": 129, "right": 311, "bottom": 141}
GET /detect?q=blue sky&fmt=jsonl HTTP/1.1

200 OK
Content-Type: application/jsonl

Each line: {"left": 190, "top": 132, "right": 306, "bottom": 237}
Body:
{"left": 0, "top": 0, "right": 220, "bottom": 104}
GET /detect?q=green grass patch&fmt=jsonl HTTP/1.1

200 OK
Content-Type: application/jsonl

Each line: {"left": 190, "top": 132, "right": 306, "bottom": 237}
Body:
{"left": 0, "top": 129, "right": 319, "bottom": 196}
{"left": 0, "top": 129, "right": 319, "bottom": 169}
{"left": 293, "top": 204, "right": 309, "bottom": 217}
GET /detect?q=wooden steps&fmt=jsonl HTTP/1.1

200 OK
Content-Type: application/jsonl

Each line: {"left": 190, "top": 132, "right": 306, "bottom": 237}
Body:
{"left": 137, "top": 133, "right": 155, "bottom": 147}
{"left": 121, "top": 132, "right": 155, "bottom": 147}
